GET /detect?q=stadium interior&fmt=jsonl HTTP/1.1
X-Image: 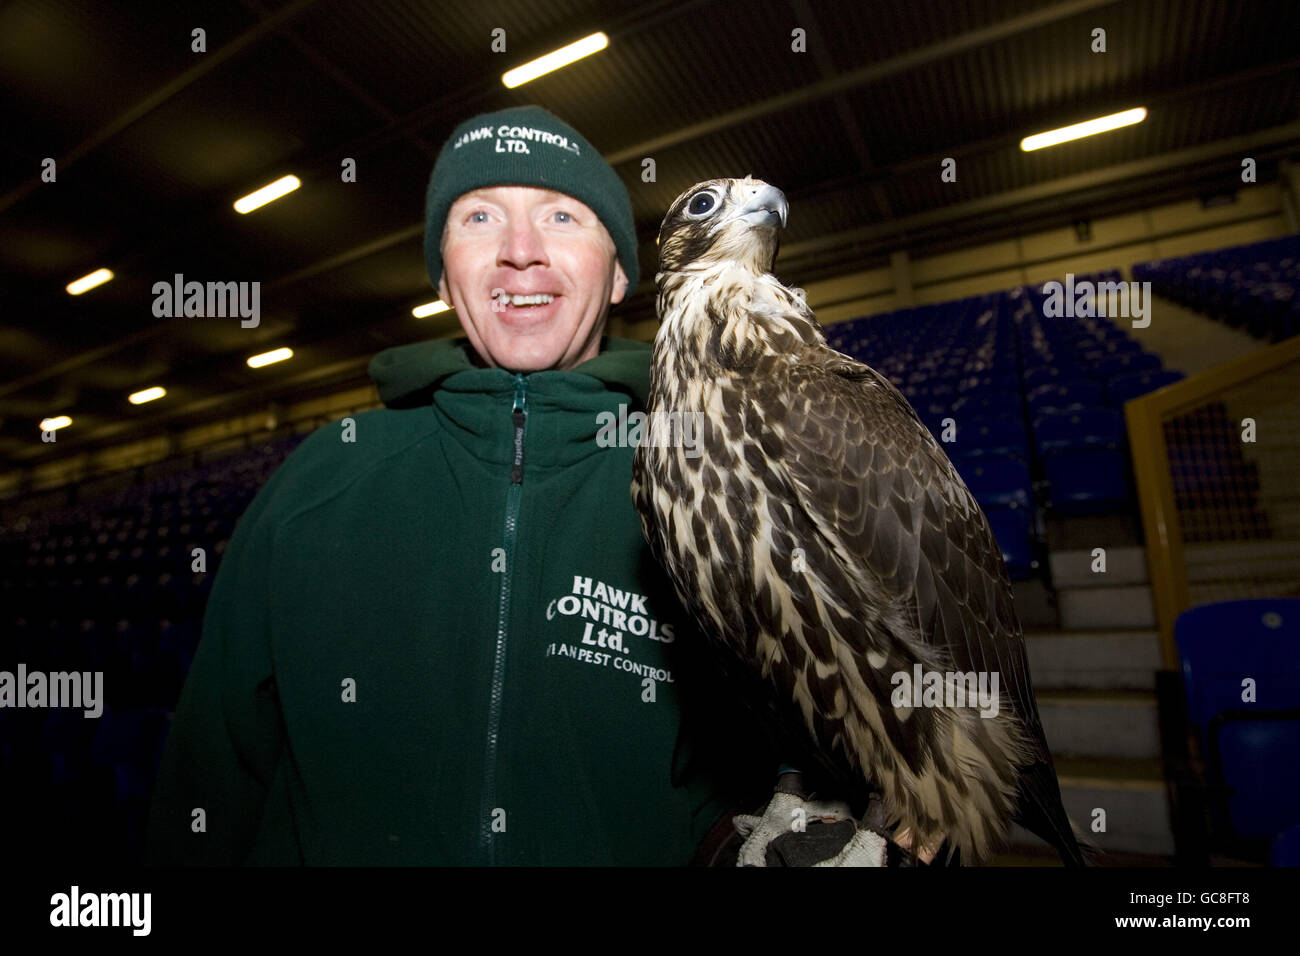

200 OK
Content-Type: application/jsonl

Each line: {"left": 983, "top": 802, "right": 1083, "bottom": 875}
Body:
{"left": 1, "top": 0, "right": 1298, "bottom": 867}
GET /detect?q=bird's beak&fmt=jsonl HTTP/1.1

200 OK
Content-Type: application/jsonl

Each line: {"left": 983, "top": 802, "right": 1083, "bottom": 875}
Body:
{"left": 735, "top": 184, "right": 788, "bottom": 229}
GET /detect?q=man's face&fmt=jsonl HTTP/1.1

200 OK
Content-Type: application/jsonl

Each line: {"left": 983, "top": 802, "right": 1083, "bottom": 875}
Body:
{"left": 438, "top": 186, "right": 630, "bottom": 373}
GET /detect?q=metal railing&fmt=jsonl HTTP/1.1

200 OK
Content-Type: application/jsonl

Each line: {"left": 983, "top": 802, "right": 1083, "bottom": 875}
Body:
{"left": 1126, "top": 334, "right": 1300, "bottom": 667}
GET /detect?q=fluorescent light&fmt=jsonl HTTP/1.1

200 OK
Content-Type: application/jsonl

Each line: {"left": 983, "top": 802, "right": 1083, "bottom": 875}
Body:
{"left": 247, "top": 347, "right": 293, "bottom": 368}
{"left": 66, "top": 268, "right": 114, "bottom": 295}
{"left": 128, "top": 386, "right": 166, "bottom": 405}
{"left": 503, "top": 32, "right": 608, "bottom": 88}
{"left": 1021, "top": 108, "right": 1146, "bottom": 151}
{"left": 234, "top": 175, "right": 301, "bottom": 213}
{"left": 412, "top": 300, "right": 451, "bottom": 318}
{"left": 40, "top": 416, "right": 72, "bottom": 431}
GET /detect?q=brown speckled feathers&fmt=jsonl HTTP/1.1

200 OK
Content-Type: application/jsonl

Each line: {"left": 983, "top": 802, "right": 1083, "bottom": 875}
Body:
{"left": 631, "top": 177, "right": 1085, "bottom": 865}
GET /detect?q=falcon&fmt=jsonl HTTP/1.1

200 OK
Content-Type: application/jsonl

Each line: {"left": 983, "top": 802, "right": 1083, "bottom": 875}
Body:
{"left": 631, "top": 176, "right": 1087, "bottom": 866}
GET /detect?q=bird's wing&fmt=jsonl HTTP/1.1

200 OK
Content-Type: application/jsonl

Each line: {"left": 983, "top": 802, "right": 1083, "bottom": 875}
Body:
{"left": 745, "top": 348, "right": 1046, "bottom": 735}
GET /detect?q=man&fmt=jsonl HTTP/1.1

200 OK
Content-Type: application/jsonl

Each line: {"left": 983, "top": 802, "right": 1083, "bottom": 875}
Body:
{"left": 145, "top": 105, "right": 768, "bottom": 866}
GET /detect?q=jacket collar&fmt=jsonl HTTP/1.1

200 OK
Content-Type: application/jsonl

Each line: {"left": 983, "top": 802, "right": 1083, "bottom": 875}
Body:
{"left": 368, "top": 336, "right": 651, "bottom": 409}
{"left": 367, "top": 336, "right": 654, "bottom": 470}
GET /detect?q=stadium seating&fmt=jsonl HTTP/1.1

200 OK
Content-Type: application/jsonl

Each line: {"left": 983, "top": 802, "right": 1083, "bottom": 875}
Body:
{"left": 956, "top": 455, "right": 1032, "bottom": 511}
{"left": 822, "top": 274, "right": 1175, "bottom": 570}
{"left": 984, "top": 507, "right": 1034, "bottom": 580}
{"left": 1039, "top": 448, "right": 1132, "bottom": 515}
{"left": 1133, "top": 235, "right": 1300, "bottom": 342}
{"left": 1273, "top": 823, "right": 1300, "bottom": 867}
{"left": 948, "top": 419, "right": 1030, "bottom": 463}
{"left": 1106, "top": 368, "right": 1185, "bottom": 406}
{"left": 0, "top": 432, "right": 306, "bottom": 864}
{"left": 1027, "top": 380, "right": 1106, "bottom": 415}
{"left": 1032, "top": 407, "right": 1126, "bottom": 454}
{"left": 5, "top": 244, "right": 1287, "bottom": 865}
{"left": 1175, "top": 599, "right": 1300, "bottom": 852}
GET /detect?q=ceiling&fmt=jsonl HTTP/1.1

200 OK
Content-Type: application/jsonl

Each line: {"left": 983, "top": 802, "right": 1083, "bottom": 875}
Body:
{"left": 2, "top": 0, "right": 1298, "bottom": 473}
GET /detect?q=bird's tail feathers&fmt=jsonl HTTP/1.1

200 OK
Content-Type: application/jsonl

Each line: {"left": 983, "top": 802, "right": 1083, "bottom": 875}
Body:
{"left": 1016, "top": 760, "right": 1097, "bottom": 867}
{"left": 1069, "top": 815, "right": 1103, "bottom": 867}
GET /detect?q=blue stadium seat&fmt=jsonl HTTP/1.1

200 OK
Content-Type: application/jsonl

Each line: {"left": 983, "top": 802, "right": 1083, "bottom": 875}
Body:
{"left": 1041, "top": 448, "right": 1131, "bottom": 514}
{"left": 950, "top": 391, "right": 1020, "bottom": 422}
{"left": 1134, "top": 236, "right": 1300, "bottom": 342}
{"left": 1028, "top": 381, "right": 1105, "bottom": 414}
{"left": 1212, "top": 717, "right": 1300, "bottom": 842}
{"left": 1033, "top": 407, "right": 1125, "bottom": 454}
{"left": 1107, "top": 368, "right": 1185, "bottom": 406}
{"left": 1096, "top": 351, "right": 1161, "bottom": 379}
{"left": 1274, "top": 823, "right": 1300, "bottom": 867}
{"left": 41, "top": 707, "right": 98, "bottom": 786}
{"left": 1023, "top": 365, "right": 1089, "bottom": 392}
{"left": 1081, "top": 338, "right": 1141, "bottom": 363}
{"left": 956, "top": 456, "right": 1032, "bottom": 511}
{"left": 90, "top": 706, "right": 172, "bottom": 807}
{"left": 1177, "top": 600, "right": 1300, "bottom": 739}
{"left": 950, "top": 419, "right": 1030, "bottom": 462}
{"left": 1176, "top": 599, "right": 1300, "bottom": 846}
{"left": 984, "top": 507, "right": 1034, "bottom": 579}
{"left": 955, "top": 371, "right": 1019, "bottom": 394}
{"left": 927, "top": 382, "right": 956, "bottom": 403}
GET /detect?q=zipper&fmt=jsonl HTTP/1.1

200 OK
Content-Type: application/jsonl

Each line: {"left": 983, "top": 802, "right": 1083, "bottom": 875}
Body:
{"left": 480, "top": 373, "right": 527, "bottom": 863}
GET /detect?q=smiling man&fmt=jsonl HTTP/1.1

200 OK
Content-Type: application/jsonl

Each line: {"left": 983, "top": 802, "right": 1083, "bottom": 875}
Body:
{"left": 436, "top": 184, "right": 627, "bottom": 372}
{"left": 145, "top": 105, "right": 770, "bottom": 866}
{"left": 425, "top": 105, "right": 637, "bottom": 374}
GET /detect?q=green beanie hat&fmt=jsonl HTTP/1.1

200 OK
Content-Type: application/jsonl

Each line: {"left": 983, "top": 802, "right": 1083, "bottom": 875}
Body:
{"left": 424, "top": 105, "right": 639, "bottom": 292}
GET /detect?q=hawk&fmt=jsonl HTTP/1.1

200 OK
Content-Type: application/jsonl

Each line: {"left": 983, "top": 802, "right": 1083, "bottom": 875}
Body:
{"left": 631, "top": 176, "right": 1087, "bottom": 866}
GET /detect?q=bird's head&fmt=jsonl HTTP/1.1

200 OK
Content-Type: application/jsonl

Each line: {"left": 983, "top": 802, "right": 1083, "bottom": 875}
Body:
{"left": 657, "top": 176, "right": 788, "bottom": 277}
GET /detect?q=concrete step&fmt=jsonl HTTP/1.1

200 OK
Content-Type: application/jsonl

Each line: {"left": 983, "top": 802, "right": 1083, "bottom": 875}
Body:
{"left": 1057, "top": 583, "right": 1156, "bottom": 629}
{"left": 1049, "top": 545, "right": 1149, "bottom": 589}
{"left": 1036, "top": 688, "right": 1160, "bottom": 759}
{"left": 1025, "top": 628, "right": 1163, "bottom": 690}
{"left": 1046, "top": 512, "right": 1143, "bottom": 553}
{"left": 1051, "top": 542, "right": 1297, "bottom": 627}
{"left": 1185, "top": 539, "right": 1300, "bottom": 582}
{"left": 1007, "top": 755, "right": 1175, "bottom": 859}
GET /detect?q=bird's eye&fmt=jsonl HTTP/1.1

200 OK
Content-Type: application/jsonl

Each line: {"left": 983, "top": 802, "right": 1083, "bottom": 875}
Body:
{"left": 687, "top": 191, "right": 716, "bottom": 216}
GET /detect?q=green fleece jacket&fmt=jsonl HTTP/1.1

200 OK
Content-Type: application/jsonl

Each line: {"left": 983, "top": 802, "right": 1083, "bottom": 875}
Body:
{"left": 145, "top": 336, "right": 767, "bottom": 866}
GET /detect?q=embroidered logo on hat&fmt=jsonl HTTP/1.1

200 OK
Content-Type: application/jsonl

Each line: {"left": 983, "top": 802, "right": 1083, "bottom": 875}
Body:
{"left": 423, "top": 105, "right": 640, "bottom": 292}
{"left": 451, "top": 123, "right": 581, "bottom": 156}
